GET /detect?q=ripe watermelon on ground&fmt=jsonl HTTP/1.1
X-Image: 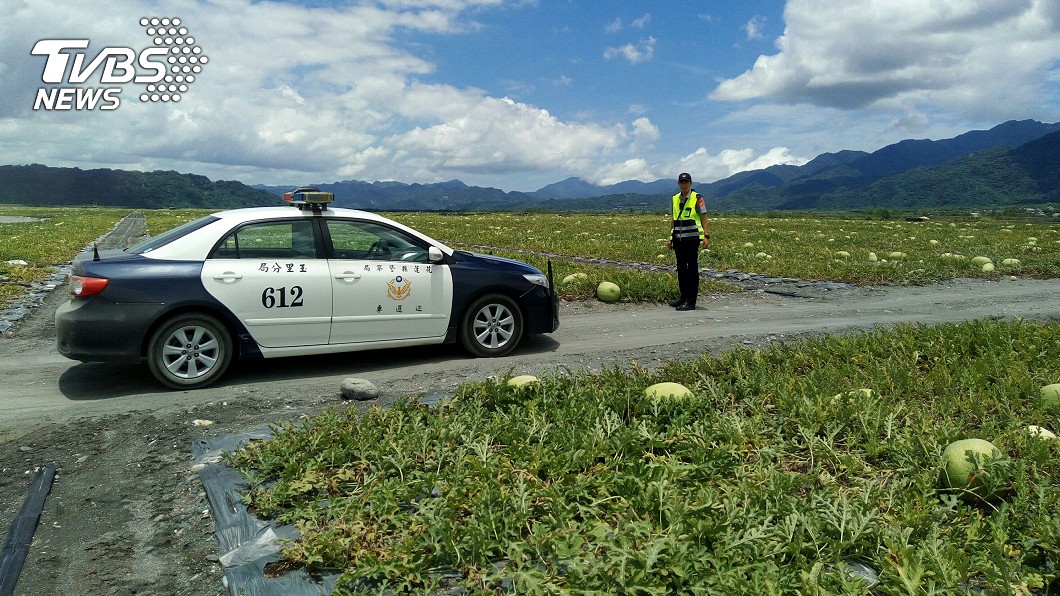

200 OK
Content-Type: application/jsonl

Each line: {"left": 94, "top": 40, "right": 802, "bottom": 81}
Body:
{"left": 644, "top": 382, "right": 693, "bottom": 400}
{"left": 940, "top": 438, "right": 1004, "bottom": 498}
{"left": 507, "top": 375, "right": 539, "bottom": 388}
{"left": 596, "top": 281, "right": 621, "bottom": 302}
{"left": 1028, "top": 425, "right": 1058, "bottom": 440}
{"left": 1042, "top": 384, "right": 1060, "bottom": 412}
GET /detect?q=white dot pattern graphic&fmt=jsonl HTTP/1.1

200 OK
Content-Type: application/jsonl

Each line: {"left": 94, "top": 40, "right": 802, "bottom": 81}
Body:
{"left": 139, "top": 17, "right": 206, "bottom": 103}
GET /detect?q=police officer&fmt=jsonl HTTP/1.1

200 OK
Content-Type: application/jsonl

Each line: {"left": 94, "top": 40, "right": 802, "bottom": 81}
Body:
{"left": 667, "top": 172, "right": 710, "bottom": 310}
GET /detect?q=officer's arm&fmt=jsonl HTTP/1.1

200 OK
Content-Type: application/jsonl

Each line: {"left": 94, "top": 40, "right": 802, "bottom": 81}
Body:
{"left": 696, "top": 197, "right": 710, "bottom": 245}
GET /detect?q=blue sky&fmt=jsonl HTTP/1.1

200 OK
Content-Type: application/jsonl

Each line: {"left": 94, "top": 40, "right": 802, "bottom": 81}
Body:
{"left": 2, "top": 0, "right": 1059, "bottom": 192}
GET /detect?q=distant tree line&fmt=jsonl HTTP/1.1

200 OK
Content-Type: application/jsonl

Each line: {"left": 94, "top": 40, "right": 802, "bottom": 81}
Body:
{"left": 0, "top": 164, "right": 277, "bottom": 209}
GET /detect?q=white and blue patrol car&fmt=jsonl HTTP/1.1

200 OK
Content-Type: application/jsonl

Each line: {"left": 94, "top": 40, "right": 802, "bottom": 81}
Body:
{"left": 55, "top": 188, "right": 559, "bottom": 389}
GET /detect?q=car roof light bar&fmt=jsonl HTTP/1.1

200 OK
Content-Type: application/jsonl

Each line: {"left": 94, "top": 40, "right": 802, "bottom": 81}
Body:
{"left": 283, "top": 186, "right": 334, "bottom": 211}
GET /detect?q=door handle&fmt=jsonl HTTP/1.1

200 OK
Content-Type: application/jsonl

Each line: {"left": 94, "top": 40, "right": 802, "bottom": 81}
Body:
{"left": 334, "top": 272, "right": 362, "bottom": 281}
{"left": 212, "top": 272, "right": 243, "bottom": 282}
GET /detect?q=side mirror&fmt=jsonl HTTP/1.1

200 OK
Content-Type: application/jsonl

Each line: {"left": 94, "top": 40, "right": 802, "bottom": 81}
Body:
{"left": 428, "top": 246, "right": 445, "bottom": 263}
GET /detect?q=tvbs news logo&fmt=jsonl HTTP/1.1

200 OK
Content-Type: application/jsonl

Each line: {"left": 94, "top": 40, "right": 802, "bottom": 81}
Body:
{"left": 31, "top": 17, "right": 208, "bottom": 111}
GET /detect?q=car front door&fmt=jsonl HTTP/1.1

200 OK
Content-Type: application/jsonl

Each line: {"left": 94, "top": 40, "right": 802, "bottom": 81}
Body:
{"left": 324, "top": 219, "right": 451, "bottom": 345}
{"left": 201, "top": 218, "right": 333, "bottom": 348}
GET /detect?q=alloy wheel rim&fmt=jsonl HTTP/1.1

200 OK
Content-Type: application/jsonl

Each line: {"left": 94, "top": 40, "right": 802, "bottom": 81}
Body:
{"left": 160, "top": 325, "right": 220, "bottom": 379}
{"left": 472, "top": 304, "right": 514, "bottom": 349}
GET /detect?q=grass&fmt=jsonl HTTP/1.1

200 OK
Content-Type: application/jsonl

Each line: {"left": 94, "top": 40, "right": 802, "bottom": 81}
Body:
{"left": 227, "top": 318, "right": 1060, "bottom": 594}
{"left": 0, "top": 206, "right": 131, "bottom": 306}
{"left": 0, "top": 206, "right": 205, "bottom": 307}
{"left": 392, "top": 211, "right": 1060, "bottom": 285}
{"left": 469, "top": 247, "right": 739, "bottom": 302}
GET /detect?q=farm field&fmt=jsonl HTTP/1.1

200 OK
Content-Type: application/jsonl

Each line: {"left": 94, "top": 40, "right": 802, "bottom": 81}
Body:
{"left": 2, "top": 205, "right": 1059, "bottom": 308}
{"left": 0, "top": 206, "right": 201, "bottom": 307}
{"left": 0, "top": 202, "right": 1058, "bottom": 594}
{"left": 392, "top": 211, "right": 1060, "bottom": 284}
{"left": 231, "top": 319, "right": 1060, "bottom": 594}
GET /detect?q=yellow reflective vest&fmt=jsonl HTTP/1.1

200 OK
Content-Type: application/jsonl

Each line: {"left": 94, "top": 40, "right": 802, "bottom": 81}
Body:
{"left": 672, "top": 191, "right": 705, "bottom": 241}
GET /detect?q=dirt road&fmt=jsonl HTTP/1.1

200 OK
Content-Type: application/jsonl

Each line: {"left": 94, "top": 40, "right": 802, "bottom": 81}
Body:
{"left": 1, "top": 276, "right": 1059, "bottom": 595}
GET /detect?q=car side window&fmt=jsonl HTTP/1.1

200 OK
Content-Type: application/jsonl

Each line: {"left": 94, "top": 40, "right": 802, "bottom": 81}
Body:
{"left": 209, "top": 220, "right": 316, "bottom": 259}
{"left": 325, "top": 220, "right": 429, "bottom": 263}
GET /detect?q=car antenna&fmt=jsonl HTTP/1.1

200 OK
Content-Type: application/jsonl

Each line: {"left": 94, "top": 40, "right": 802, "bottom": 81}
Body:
{"left": 93, "top": 243, "right": 100, "bottom": 262}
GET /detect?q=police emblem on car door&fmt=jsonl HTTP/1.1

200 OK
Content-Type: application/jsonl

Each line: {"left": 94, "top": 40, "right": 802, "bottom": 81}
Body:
{"left": 324, "top": 219, "right": 452, "bottom": 344}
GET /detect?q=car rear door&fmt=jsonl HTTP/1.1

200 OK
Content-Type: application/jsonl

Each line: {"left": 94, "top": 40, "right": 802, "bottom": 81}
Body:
{"left": 323, "top": 218, "right": 451, "bottom": 344}
{"left": 201, "top": 218, "right": 333, "bottom": 348}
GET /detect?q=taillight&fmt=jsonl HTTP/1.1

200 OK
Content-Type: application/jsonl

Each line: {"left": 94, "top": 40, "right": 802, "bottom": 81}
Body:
{"left": 70, "top": 276, "right": 109, "bottom": 297}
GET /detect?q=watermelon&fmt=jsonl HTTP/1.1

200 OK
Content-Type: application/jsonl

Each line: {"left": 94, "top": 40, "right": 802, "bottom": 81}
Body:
{"left": 644, "top": 382, "right": 693, "bottom": 400}
{"left": 507, "top": 375, "right": 539, "bottom": 388}
{"left": 1042, "top": 384, "right": 1060, "bottom": 411}
{"left": 1028, "top": 425, "right": 1058, "bottom": 440}
{"left": 940, "top": 438, "right": 1003, "bottom": 498}
{"left": 596, "top": 281, "right": 621, "bottom": 302}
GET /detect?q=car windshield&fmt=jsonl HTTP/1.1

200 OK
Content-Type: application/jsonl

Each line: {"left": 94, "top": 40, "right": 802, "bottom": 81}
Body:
{"left": 128, "top": 216, "right": 219, "bottom": 254}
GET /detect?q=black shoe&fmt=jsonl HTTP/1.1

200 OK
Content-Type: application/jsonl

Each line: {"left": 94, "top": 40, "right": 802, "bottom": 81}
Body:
{"left": 675, "top": 303, "right": 696, "bottom": 311}
{"left": 668, "top": 299, "right": 684, "bottom": 307}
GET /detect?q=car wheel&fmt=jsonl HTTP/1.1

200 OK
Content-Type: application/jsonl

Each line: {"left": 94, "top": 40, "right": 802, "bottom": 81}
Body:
{"left": 147, "top": 313, "right": 233, "bottom": 389}
{"left": 460, "top": 294, "right": 524, "bottom": 357}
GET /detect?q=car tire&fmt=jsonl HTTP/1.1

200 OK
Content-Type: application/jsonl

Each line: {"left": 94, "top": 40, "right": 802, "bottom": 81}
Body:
{"left": 460, "top": 294, "right": 523, "bottom": 357}
{"left": 147, "top": 313, "right": 233, "bottom": 389}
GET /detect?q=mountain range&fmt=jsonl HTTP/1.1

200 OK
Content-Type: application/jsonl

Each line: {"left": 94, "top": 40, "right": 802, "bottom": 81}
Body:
{"left": 252, "top": 119, "right": 1060, "bottom": 211}
{"left": 1, "top": 119, "right": 1058, "bottom": 212}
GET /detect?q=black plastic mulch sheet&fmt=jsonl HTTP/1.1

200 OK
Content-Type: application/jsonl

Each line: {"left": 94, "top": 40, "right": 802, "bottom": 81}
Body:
{"left": 0, "top": 465, "right": 56, "bottom": 596}
{"left": 193, "top": 393, "right": 452, "bottom": 595}
{"left": 192, "top": 430, "right": 338, "bottom": 596}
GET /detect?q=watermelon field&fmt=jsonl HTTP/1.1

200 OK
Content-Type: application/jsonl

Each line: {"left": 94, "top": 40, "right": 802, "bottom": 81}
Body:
{"left": 231, "top": 320, "right": 1060, "bottom": 594}
{"left": 2, "top": 205, "right": 1059, "bottom": 307}
{"left": 2, "top": 205, "right": 1060, "bottom": 593}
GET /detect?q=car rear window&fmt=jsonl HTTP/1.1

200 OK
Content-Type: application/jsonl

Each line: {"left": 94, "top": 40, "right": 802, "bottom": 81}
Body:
{"left": 128, "top": 216, "right": 219, "bottom": 254}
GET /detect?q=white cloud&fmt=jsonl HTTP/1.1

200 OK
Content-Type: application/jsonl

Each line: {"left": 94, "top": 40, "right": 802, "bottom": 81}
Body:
{"left": 4, "top": 0, "right": 1055, "bottom": 195}
{"left": 603, "top": 37, "right": 656, "bottom": 64}
{"left": 711, "top": 0, "right": 1060, "bottom": 121}
{"left": 745, "top": 16, "right": 766, "bottom": 40}
{"left": 605, "top": 13, "right": 650, "bottom": 33}
{"left": 0, "top": 0, "right": 647, "bottom": 189}
{"left": 631, "top": 117, "right": 659, "bottom": 144}
{"left": 674, "top": 146, "right": 807, "bottom": 183}
{"left": 591, "top": 158, "right": 655, "bottom": 186}
{"left": 277, "top": 85, "right": 307, "bottom": 106}
{"left": 387, "top": 93, "right": 628, "bottom": 180}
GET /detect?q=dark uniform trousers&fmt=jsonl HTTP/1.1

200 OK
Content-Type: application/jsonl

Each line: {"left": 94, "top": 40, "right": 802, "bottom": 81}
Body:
{"left": 673, "top": 237, "right": 701, "bottom": 306}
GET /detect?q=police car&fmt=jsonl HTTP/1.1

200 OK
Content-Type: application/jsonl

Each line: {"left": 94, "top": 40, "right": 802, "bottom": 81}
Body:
{"left": 55, "top": 188, "right": 559, "bottom": 389}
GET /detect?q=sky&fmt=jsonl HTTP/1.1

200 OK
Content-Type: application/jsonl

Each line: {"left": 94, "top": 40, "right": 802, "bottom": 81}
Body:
{"left": 2, "top": 0, "right": 1059, "bottom": 193}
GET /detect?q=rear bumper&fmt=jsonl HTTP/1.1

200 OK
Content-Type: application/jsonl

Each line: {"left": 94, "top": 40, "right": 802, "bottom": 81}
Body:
{"left": 55, "top": 298, "right": 163, "bottom": 363}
